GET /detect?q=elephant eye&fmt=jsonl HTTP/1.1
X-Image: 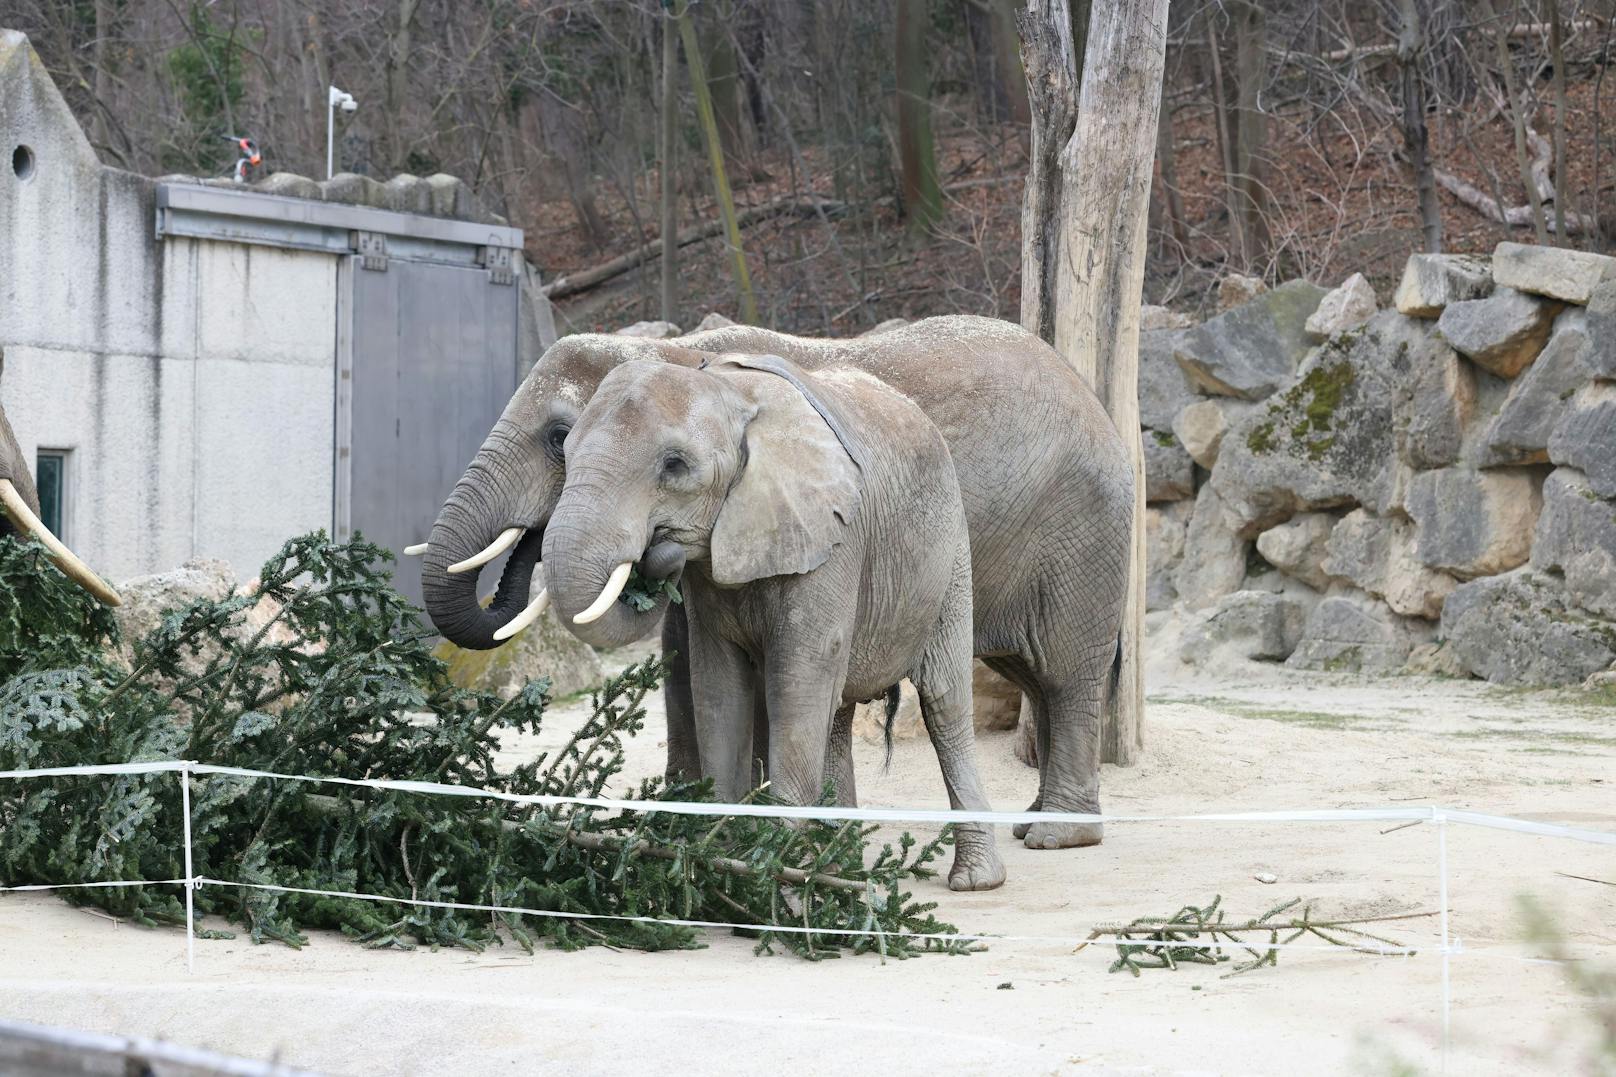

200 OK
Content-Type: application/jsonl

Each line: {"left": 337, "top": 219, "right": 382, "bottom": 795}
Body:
{"left": 543, "top": 423, "right": 570, "bottom": 460}
{"left": 661, "top": 452, "right": 689, "bottom": 479}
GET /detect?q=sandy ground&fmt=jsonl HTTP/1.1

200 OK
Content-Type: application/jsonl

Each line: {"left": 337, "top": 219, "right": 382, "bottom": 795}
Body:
{"left": 2, "top": 644, "right": 1613, "bottom": 1076}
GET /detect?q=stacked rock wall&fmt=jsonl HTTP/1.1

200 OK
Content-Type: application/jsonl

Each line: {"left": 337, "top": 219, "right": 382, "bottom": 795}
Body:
{"left": 1145, "top": 242, "right": 1616, "bottom": 686}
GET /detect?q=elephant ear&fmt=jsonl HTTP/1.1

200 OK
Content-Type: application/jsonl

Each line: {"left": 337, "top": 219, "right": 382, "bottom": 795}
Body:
{"left": 707, "top": 354, "right": 866, "bottom": 586}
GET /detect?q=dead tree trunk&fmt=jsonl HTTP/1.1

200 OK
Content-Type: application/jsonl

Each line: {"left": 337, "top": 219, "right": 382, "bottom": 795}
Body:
{"left": 1399, "top": 0, "right": 1443, "bottom": 252}
{"left": 1018, "top": 0, "right": 1167, "bottom": 766}
{"left": 660, "top": 14, "right": 678, "bottom": 323}
{"left": 896, "top": 0, "right": 943, "bottom": 233}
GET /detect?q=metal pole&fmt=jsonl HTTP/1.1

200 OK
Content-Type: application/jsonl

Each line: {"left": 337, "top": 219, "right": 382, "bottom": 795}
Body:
{"left": 1436, "top": 807, "right": 1450, "bottom": 1072}
{"left": 181, "top": 762, "right": 196, "bottom": 974}
{"left": 327, "top": 99, "right": 335, "bottom": 179}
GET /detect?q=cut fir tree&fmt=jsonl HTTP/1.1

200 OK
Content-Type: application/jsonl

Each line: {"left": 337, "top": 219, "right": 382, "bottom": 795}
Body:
{"left": 0, "top": 534, "right": 970, "bottom": 959}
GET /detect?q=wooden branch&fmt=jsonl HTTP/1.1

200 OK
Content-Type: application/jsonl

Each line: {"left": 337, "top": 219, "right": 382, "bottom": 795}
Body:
{"left": 1310, "top": 20, "right": 1602, "bottom": 62}
{"left": 302, "top": 791, "right": 870, "bottom": 895}
{"left": 542, "top": 196, "right": 843, "bottom": 299}
{"left": 1434, "top": 166, "right": 1596, "bottom": 234}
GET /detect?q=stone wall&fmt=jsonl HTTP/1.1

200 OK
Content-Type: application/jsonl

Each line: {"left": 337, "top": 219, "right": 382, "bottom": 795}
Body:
{"left": 1145, "top": 244, "right": 1616, "bottom": 687}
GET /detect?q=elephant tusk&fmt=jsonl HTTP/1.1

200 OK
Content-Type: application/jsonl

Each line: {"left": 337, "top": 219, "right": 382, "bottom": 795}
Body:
{"left": 573, "top": 562, "right": 634, "bottom": 625}
{"left": 0, "top": 478, "right": 123, "bottom": 606}
{"left": 493, "top": 586, "right": 550, "bottom": 642}
{"left": 447, "top": 526, "right": 523, "bottom": 574}
{"left": 402, "top": 542, "right": 430, "bottom": 556}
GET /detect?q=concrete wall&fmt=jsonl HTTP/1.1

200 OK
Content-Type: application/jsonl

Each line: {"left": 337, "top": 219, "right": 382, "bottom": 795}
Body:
{"left": 0, "top": 29, "right": 335, "bottom": 584}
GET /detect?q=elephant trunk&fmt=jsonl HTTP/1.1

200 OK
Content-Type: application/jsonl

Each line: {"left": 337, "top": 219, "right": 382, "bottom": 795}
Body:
{"left": 421, "top": 474, "right": 544, "bottom": 651}
{"left": 541, "top": 482, "right": 672, "bottom": 650}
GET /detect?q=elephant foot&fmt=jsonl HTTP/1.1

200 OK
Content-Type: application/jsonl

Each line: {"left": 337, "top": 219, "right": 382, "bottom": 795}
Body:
{"left": 1022, "top": 819, "right": 1103, "bottom": 851}
{"left": 1011, "top": 796, "right": 1042, "bottom": 841}
{"left": 947, "top": 828, "right": 1006, "bottom": 892}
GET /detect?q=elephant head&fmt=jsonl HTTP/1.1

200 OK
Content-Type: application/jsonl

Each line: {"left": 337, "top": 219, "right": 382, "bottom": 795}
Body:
{"left": 541, "top": 355, "right": 865, "bottom": 649}
{"left": 0, "top": 354, "right": 122, "bottom": 605}
{"left": 418, "top": 335, "right": 712, "bottom": 650}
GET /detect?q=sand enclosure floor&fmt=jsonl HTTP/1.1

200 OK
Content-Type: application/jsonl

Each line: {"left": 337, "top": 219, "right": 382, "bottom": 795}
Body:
{"left": 2, "top": 650, "right": 1613, "bottom": 1075}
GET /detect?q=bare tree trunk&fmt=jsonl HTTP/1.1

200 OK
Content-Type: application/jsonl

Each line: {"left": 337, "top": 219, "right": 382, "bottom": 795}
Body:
{"left": 660, "top": 14, "right": 678, "bottom": 323}
{"left": 384, "top": 0, "right": 422, "bottom": 170}
{"left": 1548, "top": 0, "right": 1569, "bottom": 245}
{"left": 896, "top": 0, "right": 943, "bottom": 233}
{"left": 677, "top": 3, "right": 759, "bottom": 323}
{"left": 1019, "top": 0, "right": 1166, "bottom": 767}
{"left": 1016, "top": 0, "right": 1081, "bottom": 345}
{"left": 1485, "top": 0, "right": 1549, "bottom": 244}
{"left": 1155, "top": 93, "right": 1189, "bottom": 254}
{"left": 1206, "top": 15, "right": 1247, "bottom": 269}
{"left": 1399, "top": 0, "right": 1443, "bottom": 252}
{"left": 1232, "top": 0, "right": 1268, "bottom": 267}
{"left": 991, "top": 0, "right": 1032, "bottom": 125}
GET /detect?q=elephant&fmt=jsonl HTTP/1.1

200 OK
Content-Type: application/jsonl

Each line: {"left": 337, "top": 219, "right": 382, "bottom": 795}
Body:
{"left": 541, "top": 353, "right": 1005, "bottom": 890}
{"left": 417, "top": 316, "right": 1132, "bottom": 852}
{"left": 0, "top": 351, "right": 122, "bottom": 605}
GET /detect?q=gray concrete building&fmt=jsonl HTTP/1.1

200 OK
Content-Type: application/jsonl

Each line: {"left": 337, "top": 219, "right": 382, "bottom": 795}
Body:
{"left": 1, "top": 29, "right": 554, "bottom": 605}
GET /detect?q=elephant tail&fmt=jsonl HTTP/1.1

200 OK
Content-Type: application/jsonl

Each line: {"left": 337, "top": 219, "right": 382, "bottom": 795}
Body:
{"left": 881, "top": 683, "right": 902, "bottom": 769}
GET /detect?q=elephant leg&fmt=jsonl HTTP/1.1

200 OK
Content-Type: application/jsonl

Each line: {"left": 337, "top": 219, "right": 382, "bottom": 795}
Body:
{"left": 914, "top": 553, "right": 1005, "bottom": 892}
{"left": 751, "top": 675, "right": 771, "bottom": 789}
{"left": 687, "top": 615, "right": 757, "bottom": 803}
{"left": 982, "top": 654, "right": 1046, "bottom": 838}
{"left": 1020, "top": 671, "right": 1106, "bottom": 851}
{"left": 661, "top": 605, "right": 700, "bottom": 783}
{"left": 823, "top": 703, "right": 857, "bottom": 807}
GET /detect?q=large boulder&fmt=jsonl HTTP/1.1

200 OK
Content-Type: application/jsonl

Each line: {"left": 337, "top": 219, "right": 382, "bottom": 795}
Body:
{"left": 1586, "top": 280, "right": 1616, "bottom": 379}
{"left": 1393, "top": 253, "right": 1493, "bottom": 318}
{"left": 1144, "top": 431, "right": 1195, "bottom": 502}
{"left": 616, "top": 320, "right": 682, "bottom": 338}
{"left": 114, "top": 559, "right": 237, "bottom": 643}
{"left": 853, "top": 680, "right": 923, "bottom": 743}
{"left": 1436, "top": 286, "right": 1559, "bottom": 378}
{"left": 1254, "top": 512, "right": 1335, "bottom": 590}
{"left": 435, "top": 605, "right": 603, "bottom": 700}
{"left": 1174, "top": 481, "right": 1249, "bottom": 610}
{"left": 1531, "top": 468, "right": 1616, "bottom": 620}
{"left": 1139, "top": 327, "right": 1202, "bottom": 430}
{"left": 1440, "top": 570, "right": 1616, "bottom": 686}
{"left": 1322, "top": 508, "right": 1456, "bottom": 619}
{"left": 1174, "top": 281, "right": 1327, "bottom": 400}
{"left": 1141, "top": 304, "right": 1195, "bottom": 331}
{"left": 1217, "top": 273, "right": 1268, "bottom": 310}
{"left": 1478, "top": 309, "right": 1596, "bottom": 466}
{"left": 1547, "top": 381, "right": 1616, "bottom": 498}
{"left": 1305, "top": 272, "right": 1378, "bottom": 340}
{"left": 692, "top": 312, "right": 737, "bottom": 332}
{"left": 1405, "top": 467, "right": 1542, "bottom": 579}
{"left": 1397, "top": 337, "right": 1476, "bottom": 470}
{"left": 1286, "top": 592, "right": 1432, "bottom": 672}
{"left": 1491, "top": 241, "right": 1616, "bottom": 305}
{"left": 1179, "top": 590, "right": 1310, "bottom": 666}
{"left": 1172, "top": 398, "right": 1253, "bottom": 470}
{"left": 1212, "top": 310, "right": 1421, "bottom": 535}
{"left": 1145, "top": 500, "right": 1192, "bottom": 610}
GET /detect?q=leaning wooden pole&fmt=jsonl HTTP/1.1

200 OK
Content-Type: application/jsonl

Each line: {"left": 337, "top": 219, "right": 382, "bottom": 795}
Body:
{"left": 674, "top": 2, "right": 759, "bottom": 324}
{"left": 1051, "top": 0, "right": 1169, "bottom": 765}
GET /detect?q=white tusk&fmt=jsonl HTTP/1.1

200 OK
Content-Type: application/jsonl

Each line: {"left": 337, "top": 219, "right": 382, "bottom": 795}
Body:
{"left": 403, "top": 542, "right": 429, "bottom": 556}
{"left": 493, "top": 588, "right": 550, "bottom": 642}
{"left": 448, "top": 526, "right": 523, "bottom": 574}
{"left": 572, "top": 562, "right": 634, "bottom": 625}
{"left": 0, "top": 478, "right": 123, "bottom": 606}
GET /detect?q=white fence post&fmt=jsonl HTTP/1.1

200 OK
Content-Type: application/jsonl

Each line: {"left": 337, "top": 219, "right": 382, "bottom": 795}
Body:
{"left": 180, "top": 761, "right": 196, "bottom": 975}
{"left": 1435, "top": 806, "right": 1450, "bottom": 1072}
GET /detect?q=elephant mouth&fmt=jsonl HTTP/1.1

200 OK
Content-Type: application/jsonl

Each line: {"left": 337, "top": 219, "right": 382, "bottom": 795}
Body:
{"left": 569, "top": 538, "right": 688, "bottom": 626}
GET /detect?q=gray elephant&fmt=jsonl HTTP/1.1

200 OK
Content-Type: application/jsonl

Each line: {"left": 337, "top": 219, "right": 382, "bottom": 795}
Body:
{"left": 418, "top": 317, "right": 1132, "bottom": 851}
{"left": 0, "top": 354, "right": 122, "bottom": 605}
{"left": 541, "top": 353, "right": 1005, "bottom": 890}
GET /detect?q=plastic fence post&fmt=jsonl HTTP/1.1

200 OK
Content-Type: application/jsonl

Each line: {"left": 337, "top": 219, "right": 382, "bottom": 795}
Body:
{"left": 181, "top": 762, "right": 196, "bottom": 975}
{"left": 1436, "top": 806, "right": 1450, "bottom": 1072}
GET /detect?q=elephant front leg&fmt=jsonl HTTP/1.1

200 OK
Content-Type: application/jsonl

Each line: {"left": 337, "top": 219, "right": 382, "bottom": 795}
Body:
{"left": 687, "top": 616, "right": 758, "bottom": 803}
{"left": 661, "top": 605, "right": 700, "bottom": 783}
{"left": 822, "top": 703, "right": 857, "bottom": 807}
{"left": 913, "top": 578, "right": 1006, "bottom": 892}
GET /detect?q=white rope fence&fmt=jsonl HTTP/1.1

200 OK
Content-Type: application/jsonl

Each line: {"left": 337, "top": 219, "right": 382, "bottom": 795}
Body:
{"left": 3, "top": 759, "right": 1614, "bottom": 1068}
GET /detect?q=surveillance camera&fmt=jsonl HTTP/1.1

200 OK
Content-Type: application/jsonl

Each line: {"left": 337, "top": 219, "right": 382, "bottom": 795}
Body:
{"left": 328, "top": 85, "right": 358, "bottom": 112}
{"left": 340, "top": 97, "right": 358, "bottom": 113}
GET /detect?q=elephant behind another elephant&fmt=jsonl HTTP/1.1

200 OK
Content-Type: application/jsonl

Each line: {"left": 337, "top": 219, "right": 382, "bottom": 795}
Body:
{"left": 419, "top": 316, "right": 1132, "bottom": 852}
